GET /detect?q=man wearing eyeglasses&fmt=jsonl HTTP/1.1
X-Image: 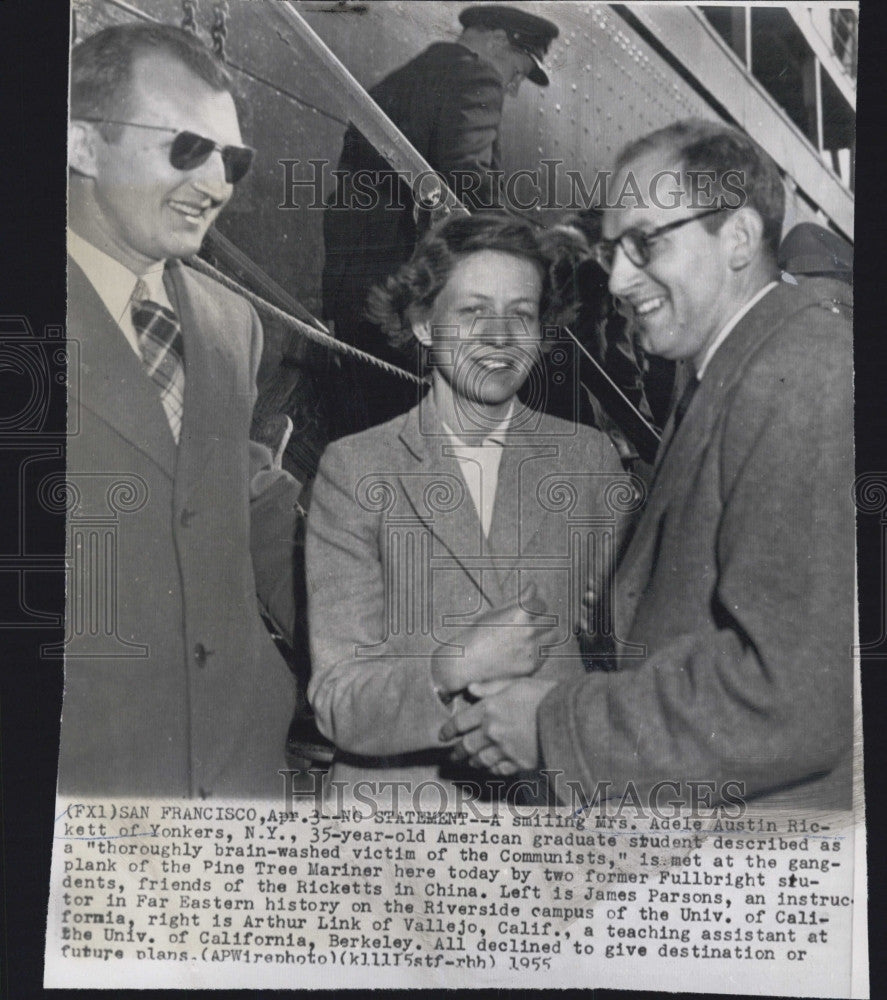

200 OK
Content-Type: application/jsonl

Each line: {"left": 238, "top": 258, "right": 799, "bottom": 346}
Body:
{"left": 62, "top": 23, "right": 302, "bottom": 798}
{"left": 443, "top": 118, "right": 854, "bottom": 812}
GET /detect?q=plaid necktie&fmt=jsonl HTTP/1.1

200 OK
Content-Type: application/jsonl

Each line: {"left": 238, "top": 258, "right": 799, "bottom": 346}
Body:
{"left": 131, "top": 279, "right": 185, "bottom": 443}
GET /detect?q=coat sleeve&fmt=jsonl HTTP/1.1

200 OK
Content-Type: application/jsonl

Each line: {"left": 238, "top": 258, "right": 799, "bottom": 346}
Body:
{"left": 430, "top": 60, "right": 505, "bottom": 209}
{"left": 244, "top": 302, "right": 303, "bottom": 645}
{"left": 306, "top": 440, "right": 456, "bottom": 757}
{"left": 538, "top": 312, "right": 855, "bottom": 805}
{"left": 596, "top": 430, "right": 640, "bottom": 587}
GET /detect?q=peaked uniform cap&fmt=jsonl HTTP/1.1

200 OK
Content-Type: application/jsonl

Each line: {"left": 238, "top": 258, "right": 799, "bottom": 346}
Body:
{"left": 777, "top": 222, "right": 853, "bottom": 278}
{"left": 459, "top": 4, "right": 558, "bottom": 85}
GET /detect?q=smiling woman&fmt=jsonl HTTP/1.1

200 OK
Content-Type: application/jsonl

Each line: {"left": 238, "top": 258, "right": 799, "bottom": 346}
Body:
{"left": 411, "top": 247, "right": 541, "bottom": 423}
{"left": 367, "top": 214, "right": 551, "bottom": 432}
{"left": 305, "top": 213, "right": 631, "bottom": 807}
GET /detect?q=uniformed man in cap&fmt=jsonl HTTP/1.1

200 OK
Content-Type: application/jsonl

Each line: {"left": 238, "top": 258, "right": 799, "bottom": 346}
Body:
{"left": 321, "top": 3, "right": 559, "bottom": 431}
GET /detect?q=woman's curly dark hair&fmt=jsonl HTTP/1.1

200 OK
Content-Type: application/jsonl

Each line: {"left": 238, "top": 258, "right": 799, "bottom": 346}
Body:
{"left": 365, "top": 212, "right": 582, "bottom": 357}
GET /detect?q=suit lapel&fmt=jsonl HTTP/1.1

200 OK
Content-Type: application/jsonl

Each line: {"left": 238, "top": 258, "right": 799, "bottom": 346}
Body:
{"left": 68, "top": 257, "right": 176, "bottom": 479}
{"left": 165, "top": 261, "right": 235, "bottom": 504}
{"left": 397, "top": 398, "right": 501, "bottom": 608}
{"left": 488, "top": 409, "right": 559, "bottom": 592}
{"left": 651, "top": 282, "right": 800, "bottom": 511}
{"left": 485, "top": 439, "right": 517, "bottom": 590}
{"left": 618, "top": 283, "right": 811, "bottom": 616}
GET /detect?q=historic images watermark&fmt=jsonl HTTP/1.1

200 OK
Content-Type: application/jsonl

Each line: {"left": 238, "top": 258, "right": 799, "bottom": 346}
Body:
{"left": 853, "top": 472, "right": 887, "bottom": 659}
{"left": 278, "top": 160, "right": 750, "bottom": 214}
{"left": 343, "top": 321, "right": 646, "bottom": 672}
{"left": 0, "top": 316, "right": 159, "bottom": 661}
{"left": 0, "top": 316, "right": 69, "bottom": 649}
{"left": 278, "top": 768, "right": 749, "bottom": 822}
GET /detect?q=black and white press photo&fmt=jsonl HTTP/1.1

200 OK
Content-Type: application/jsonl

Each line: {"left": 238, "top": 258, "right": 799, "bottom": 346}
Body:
{"left": 43, "top": 2, "right": 865, "bottom": 994}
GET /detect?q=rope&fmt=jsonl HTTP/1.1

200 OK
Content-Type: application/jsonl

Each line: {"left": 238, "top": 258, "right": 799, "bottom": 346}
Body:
{"left": 181, "top": 0, "right": 199, "bottom": 35}
{"left": 185, "top": 255, "right": 426, "bottom": 386}
{"left": 211, "top": 0, "right": 230, "bottom": 60}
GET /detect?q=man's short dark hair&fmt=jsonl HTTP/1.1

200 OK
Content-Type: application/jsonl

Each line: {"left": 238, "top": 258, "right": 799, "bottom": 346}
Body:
{"left": 71, "top": 23, "right": 233, "bottom": 138}
{"left": 615, "top": 118, "right": 786, "bottom": 258}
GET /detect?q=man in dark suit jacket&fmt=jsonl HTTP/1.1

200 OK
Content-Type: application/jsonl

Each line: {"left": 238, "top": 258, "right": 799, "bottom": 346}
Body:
{"left": 321, "top": 4, "right": 558, "bottom": 430}
{"left": 61, "top": 23, "right": 302, "bottom": 798}
{"left": 443, "top": 120, "right": 855, "bottom": 812}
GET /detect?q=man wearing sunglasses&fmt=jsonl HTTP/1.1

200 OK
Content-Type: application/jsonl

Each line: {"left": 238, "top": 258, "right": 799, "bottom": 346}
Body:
{"left": 443, "top": 119, "right": 854, "bottom": 813}
{"left": 62, "top": 23, "right": 302, "bottom": 798}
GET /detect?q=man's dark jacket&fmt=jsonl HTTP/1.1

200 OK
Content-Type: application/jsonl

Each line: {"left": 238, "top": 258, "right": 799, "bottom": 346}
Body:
{"left": 322, "top": 41, "right": 506, "bottom": 343}
{"left": 538, "top": 282, "right": 855, "bottom": 811}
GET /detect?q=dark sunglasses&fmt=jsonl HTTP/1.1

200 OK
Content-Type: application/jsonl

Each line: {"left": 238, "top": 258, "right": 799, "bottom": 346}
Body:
{"left": 75, "top": 118, "right": 254, "bottom": 184}
{"left": 592, "top": 206, "right": 727, "bottom": 273}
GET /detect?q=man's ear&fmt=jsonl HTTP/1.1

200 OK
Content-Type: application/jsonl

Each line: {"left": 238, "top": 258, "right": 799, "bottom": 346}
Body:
{"left": 726, "top": 206, "right": 764, "bottom": 270}
{"left": 69, "top": 120, "right": 100, "bottom": 178}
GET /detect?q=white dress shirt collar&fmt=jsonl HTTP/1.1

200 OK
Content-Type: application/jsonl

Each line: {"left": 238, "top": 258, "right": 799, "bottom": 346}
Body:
{"left": 68, "top": 228, "right": 171, "bottom": 355}
{"left": 440, "top": 402, "right": 514, "bottom": 447}
{"left": 441, "top": 405, "right": 513, "bottom": 537}
{"left": 695, "top": 281, "right": 778, "bottom": 380}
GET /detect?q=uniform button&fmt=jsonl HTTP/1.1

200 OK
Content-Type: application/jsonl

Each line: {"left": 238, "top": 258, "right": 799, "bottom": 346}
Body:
{"left": 180, "top": 508, "right": 194, "bottom": 526}
{"left": 194, "top": 642, "right": 213, "bottom": 666}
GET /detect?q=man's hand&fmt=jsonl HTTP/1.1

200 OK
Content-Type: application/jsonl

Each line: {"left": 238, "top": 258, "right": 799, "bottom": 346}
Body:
{"left": 438, "top": 677, "right": 558, "bottom": 773}
{"left": 430, "top": 584, "right": 550, "bottom": 698}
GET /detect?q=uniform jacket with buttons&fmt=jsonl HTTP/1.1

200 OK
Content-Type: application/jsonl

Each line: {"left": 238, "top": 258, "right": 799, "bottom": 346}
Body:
{"left": 538, "top": 280, "right": 855, "bottom": 811}
{"left": 322, "top": 41, "right": 508, "bottom": 341}
{"left": 59, "top": 257, "right": 300, "bottom": 798}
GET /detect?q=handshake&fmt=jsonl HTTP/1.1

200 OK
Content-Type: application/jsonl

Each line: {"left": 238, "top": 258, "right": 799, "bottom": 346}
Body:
{"left": 432, "top": 583, "right": 594, "bottom": 775}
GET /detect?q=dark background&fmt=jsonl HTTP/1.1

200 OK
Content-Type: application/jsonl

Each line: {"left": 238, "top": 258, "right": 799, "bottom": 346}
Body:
{"left": 1, "top": 3, "right": 882, "bottom": 1000}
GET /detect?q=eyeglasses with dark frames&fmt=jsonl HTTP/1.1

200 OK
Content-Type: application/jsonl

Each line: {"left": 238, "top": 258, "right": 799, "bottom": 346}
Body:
{"left": 74, "top": 118, "right": 255, "bottom": 184}
{"left": 592, "top": 206, "right": 728, "bottom": 273}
